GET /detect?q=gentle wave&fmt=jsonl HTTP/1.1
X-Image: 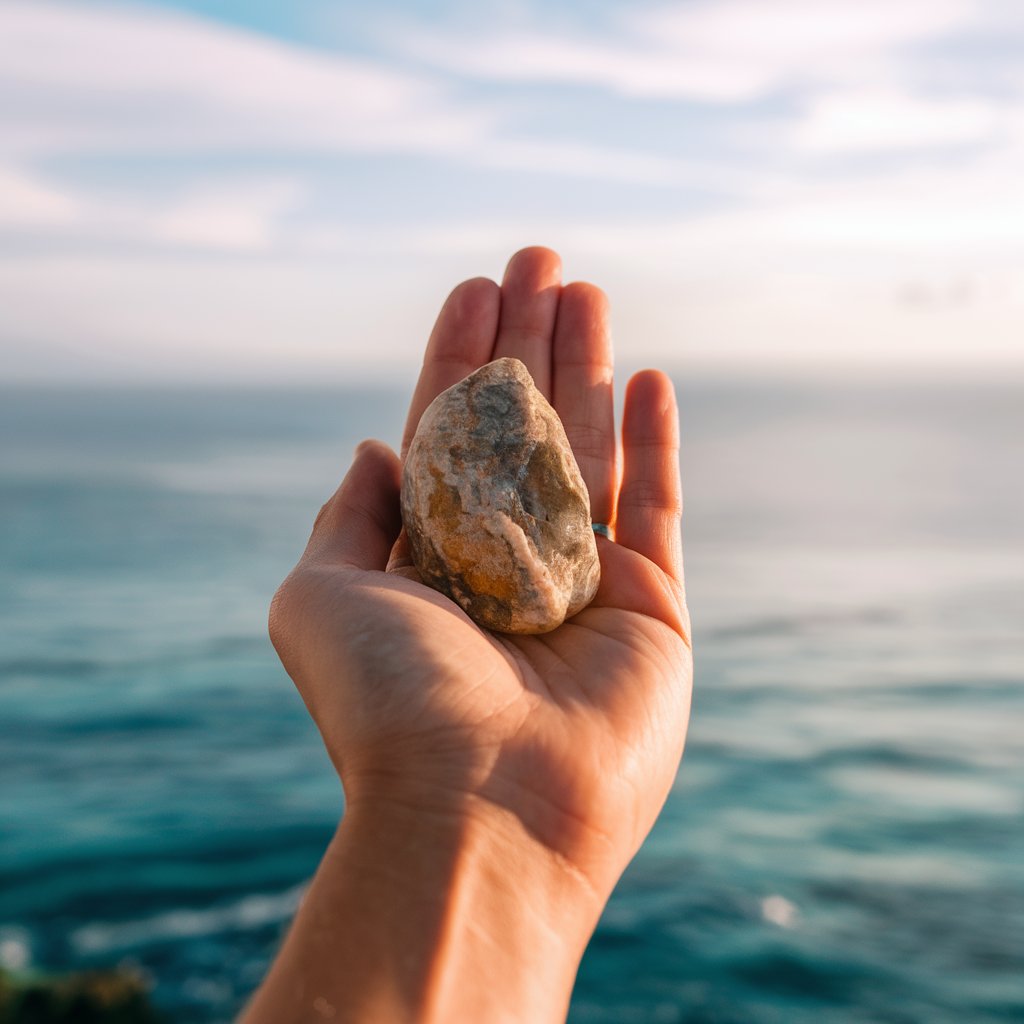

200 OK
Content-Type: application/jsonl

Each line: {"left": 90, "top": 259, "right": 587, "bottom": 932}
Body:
{"left": 0, "top": 637, "right": 270, "bottom": 679}
{"left": 70, "top": 884, "right": 306, "bottom": 955}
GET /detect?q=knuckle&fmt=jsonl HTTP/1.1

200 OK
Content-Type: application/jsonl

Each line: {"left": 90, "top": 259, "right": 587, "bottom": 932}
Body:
{"left": 500, "top": 324, "right": 549, "bottom": 350}
{"left": 267, "top": 582, "right": 291, "bottom": 653}
{"left": 564, "top": 422, "right": 615, "bottom": 464}
{"left": 620, "top": 479, "right": 681, "bottom": 515}
{"left": 313, "top": 495, "right": 335, "bottom": 530}
{"left": 268, "top": 570, "right": 304, "bottom": 658}
{"left": 347, "top": 496, "right": 393, "bottom": 544}
{"left": 628, "top": 436, "right": 679, "bottom": 455}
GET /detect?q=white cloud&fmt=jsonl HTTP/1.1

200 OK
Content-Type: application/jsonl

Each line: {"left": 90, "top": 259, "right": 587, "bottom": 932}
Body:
{"left": 474, "top": 138, "right": 738, "bottom": 187}
{"left": 395, "top": 0, "right": 978, "bottom": 102}
{"left": 792, "top": 90, "right": 1000, "bottom": 153}
{"left": 0, "top": 165, "right": 78, "bottom": 227}
{"left": 151, "top": 180, "right": 306, "bottom": 252}
{"left": 0, "top": 163, "right": 309, "bottom": 254}
{"left": 634, "top": 0, "right": 972, "bottom": 72}
{"left": 0, "top": 1, "right": 487, "bottom": 158}
{"left": 396, "top": 30, "right": 768, "bottom": 102}
{"left": 0, "top": 0, "right": 737, "bottom": 189}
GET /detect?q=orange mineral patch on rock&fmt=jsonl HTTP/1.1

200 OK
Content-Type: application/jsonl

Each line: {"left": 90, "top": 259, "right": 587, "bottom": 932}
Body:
{"left": 401, "top": 358, "right": 600, "bottom": 634}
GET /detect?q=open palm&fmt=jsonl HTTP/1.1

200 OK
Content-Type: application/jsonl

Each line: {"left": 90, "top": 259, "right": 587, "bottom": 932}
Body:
{"left": 270, "top": 248, "right": 692, "bottom": 896}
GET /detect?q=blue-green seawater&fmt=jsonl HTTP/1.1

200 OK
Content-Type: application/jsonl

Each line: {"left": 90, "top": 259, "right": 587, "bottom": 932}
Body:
{"left": 1, "top": 378, "right": 1021, "bottom": 1022}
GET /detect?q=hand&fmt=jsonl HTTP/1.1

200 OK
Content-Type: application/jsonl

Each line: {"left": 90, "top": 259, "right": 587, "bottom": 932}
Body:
{"left": 244, "top": 248, "right": 692, "bottom": 1024}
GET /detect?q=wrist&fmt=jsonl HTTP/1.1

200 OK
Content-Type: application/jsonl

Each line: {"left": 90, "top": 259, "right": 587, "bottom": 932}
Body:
{"left": 333, "top": 790, "right": 606, "bottom": 1023}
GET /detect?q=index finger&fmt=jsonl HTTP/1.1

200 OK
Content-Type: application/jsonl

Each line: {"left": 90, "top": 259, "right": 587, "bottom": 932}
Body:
{"left": 401, "top": 277, "right": 500, "bottom": 458}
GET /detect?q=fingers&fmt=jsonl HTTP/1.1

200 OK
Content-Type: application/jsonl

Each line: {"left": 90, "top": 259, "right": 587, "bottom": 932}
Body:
{"left": 552, "top": 282, "right": 617, "bottom": 527}
{"left": 492, "top": 246, "right": 562, "bottom": 398}
{"left": 304, "top": 440, "right": 403, "bottom": 571}
{"left": 402, "top": 277, "right": 500, "bottom": 457}
{"left": 615, "top": 371, "right": 684, "bottom": 582}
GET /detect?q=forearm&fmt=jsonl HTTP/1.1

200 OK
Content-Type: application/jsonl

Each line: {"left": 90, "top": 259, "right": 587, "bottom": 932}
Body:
{"left": 240, "top": 795, "right": 605, "bottom": 1024}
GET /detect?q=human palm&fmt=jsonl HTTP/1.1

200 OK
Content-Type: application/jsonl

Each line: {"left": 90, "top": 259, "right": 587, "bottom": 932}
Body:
{"left": 271, "top": 248, "right": 692, "bottom": 896}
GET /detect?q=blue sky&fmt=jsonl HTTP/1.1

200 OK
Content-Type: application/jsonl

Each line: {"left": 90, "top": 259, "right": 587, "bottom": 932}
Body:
{"left": 1, "top": 0, "right": 1022, "bottom": 382}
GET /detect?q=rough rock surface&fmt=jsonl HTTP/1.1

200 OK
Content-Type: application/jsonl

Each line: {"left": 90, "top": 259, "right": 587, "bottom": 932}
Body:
{"left": 402, "top": 357, "right": 600, "bottom": 634}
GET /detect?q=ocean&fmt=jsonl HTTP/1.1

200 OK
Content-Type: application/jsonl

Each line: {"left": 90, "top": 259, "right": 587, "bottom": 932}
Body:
{"left": 1, "top": 376, "right": 1022, "bottom": 1022}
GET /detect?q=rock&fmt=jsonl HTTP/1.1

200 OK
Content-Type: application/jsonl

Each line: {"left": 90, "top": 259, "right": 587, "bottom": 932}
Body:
{"left": 402, "top": 357, "right": 600, "bottom": 634}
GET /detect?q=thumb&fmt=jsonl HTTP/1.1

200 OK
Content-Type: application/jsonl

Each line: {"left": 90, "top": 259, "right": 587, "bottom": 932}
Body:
{"left": 303, "top": 440, "right": 403, "bottom": 571}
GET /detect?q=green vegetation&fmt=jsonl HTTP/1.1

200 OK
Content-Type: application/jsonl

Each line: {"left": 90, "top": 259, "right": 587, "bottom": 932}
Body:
{"left": 0, "top": 968, "right": 161, "bottom": 1024}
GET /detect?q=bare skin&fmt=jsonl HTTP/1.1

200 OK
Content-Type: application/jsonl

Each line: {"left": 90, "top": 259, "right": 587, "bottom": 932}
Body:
{"left": 241, "top": 247, "right": 692, "bottom": 1024}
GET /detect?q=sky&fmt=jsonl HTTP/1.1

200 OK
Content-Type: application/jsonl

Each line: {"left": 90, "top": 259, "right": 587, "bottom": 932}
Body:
{"left": 1, "top": 0, "right": 1022, "bottom": 383}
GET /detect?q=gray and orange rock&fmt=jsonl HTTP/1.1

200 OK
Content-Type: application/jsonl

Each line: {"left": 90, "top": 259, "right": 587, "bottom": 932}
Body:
{"left": 402, "top": 358, "right": 600, "bottom": 634}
